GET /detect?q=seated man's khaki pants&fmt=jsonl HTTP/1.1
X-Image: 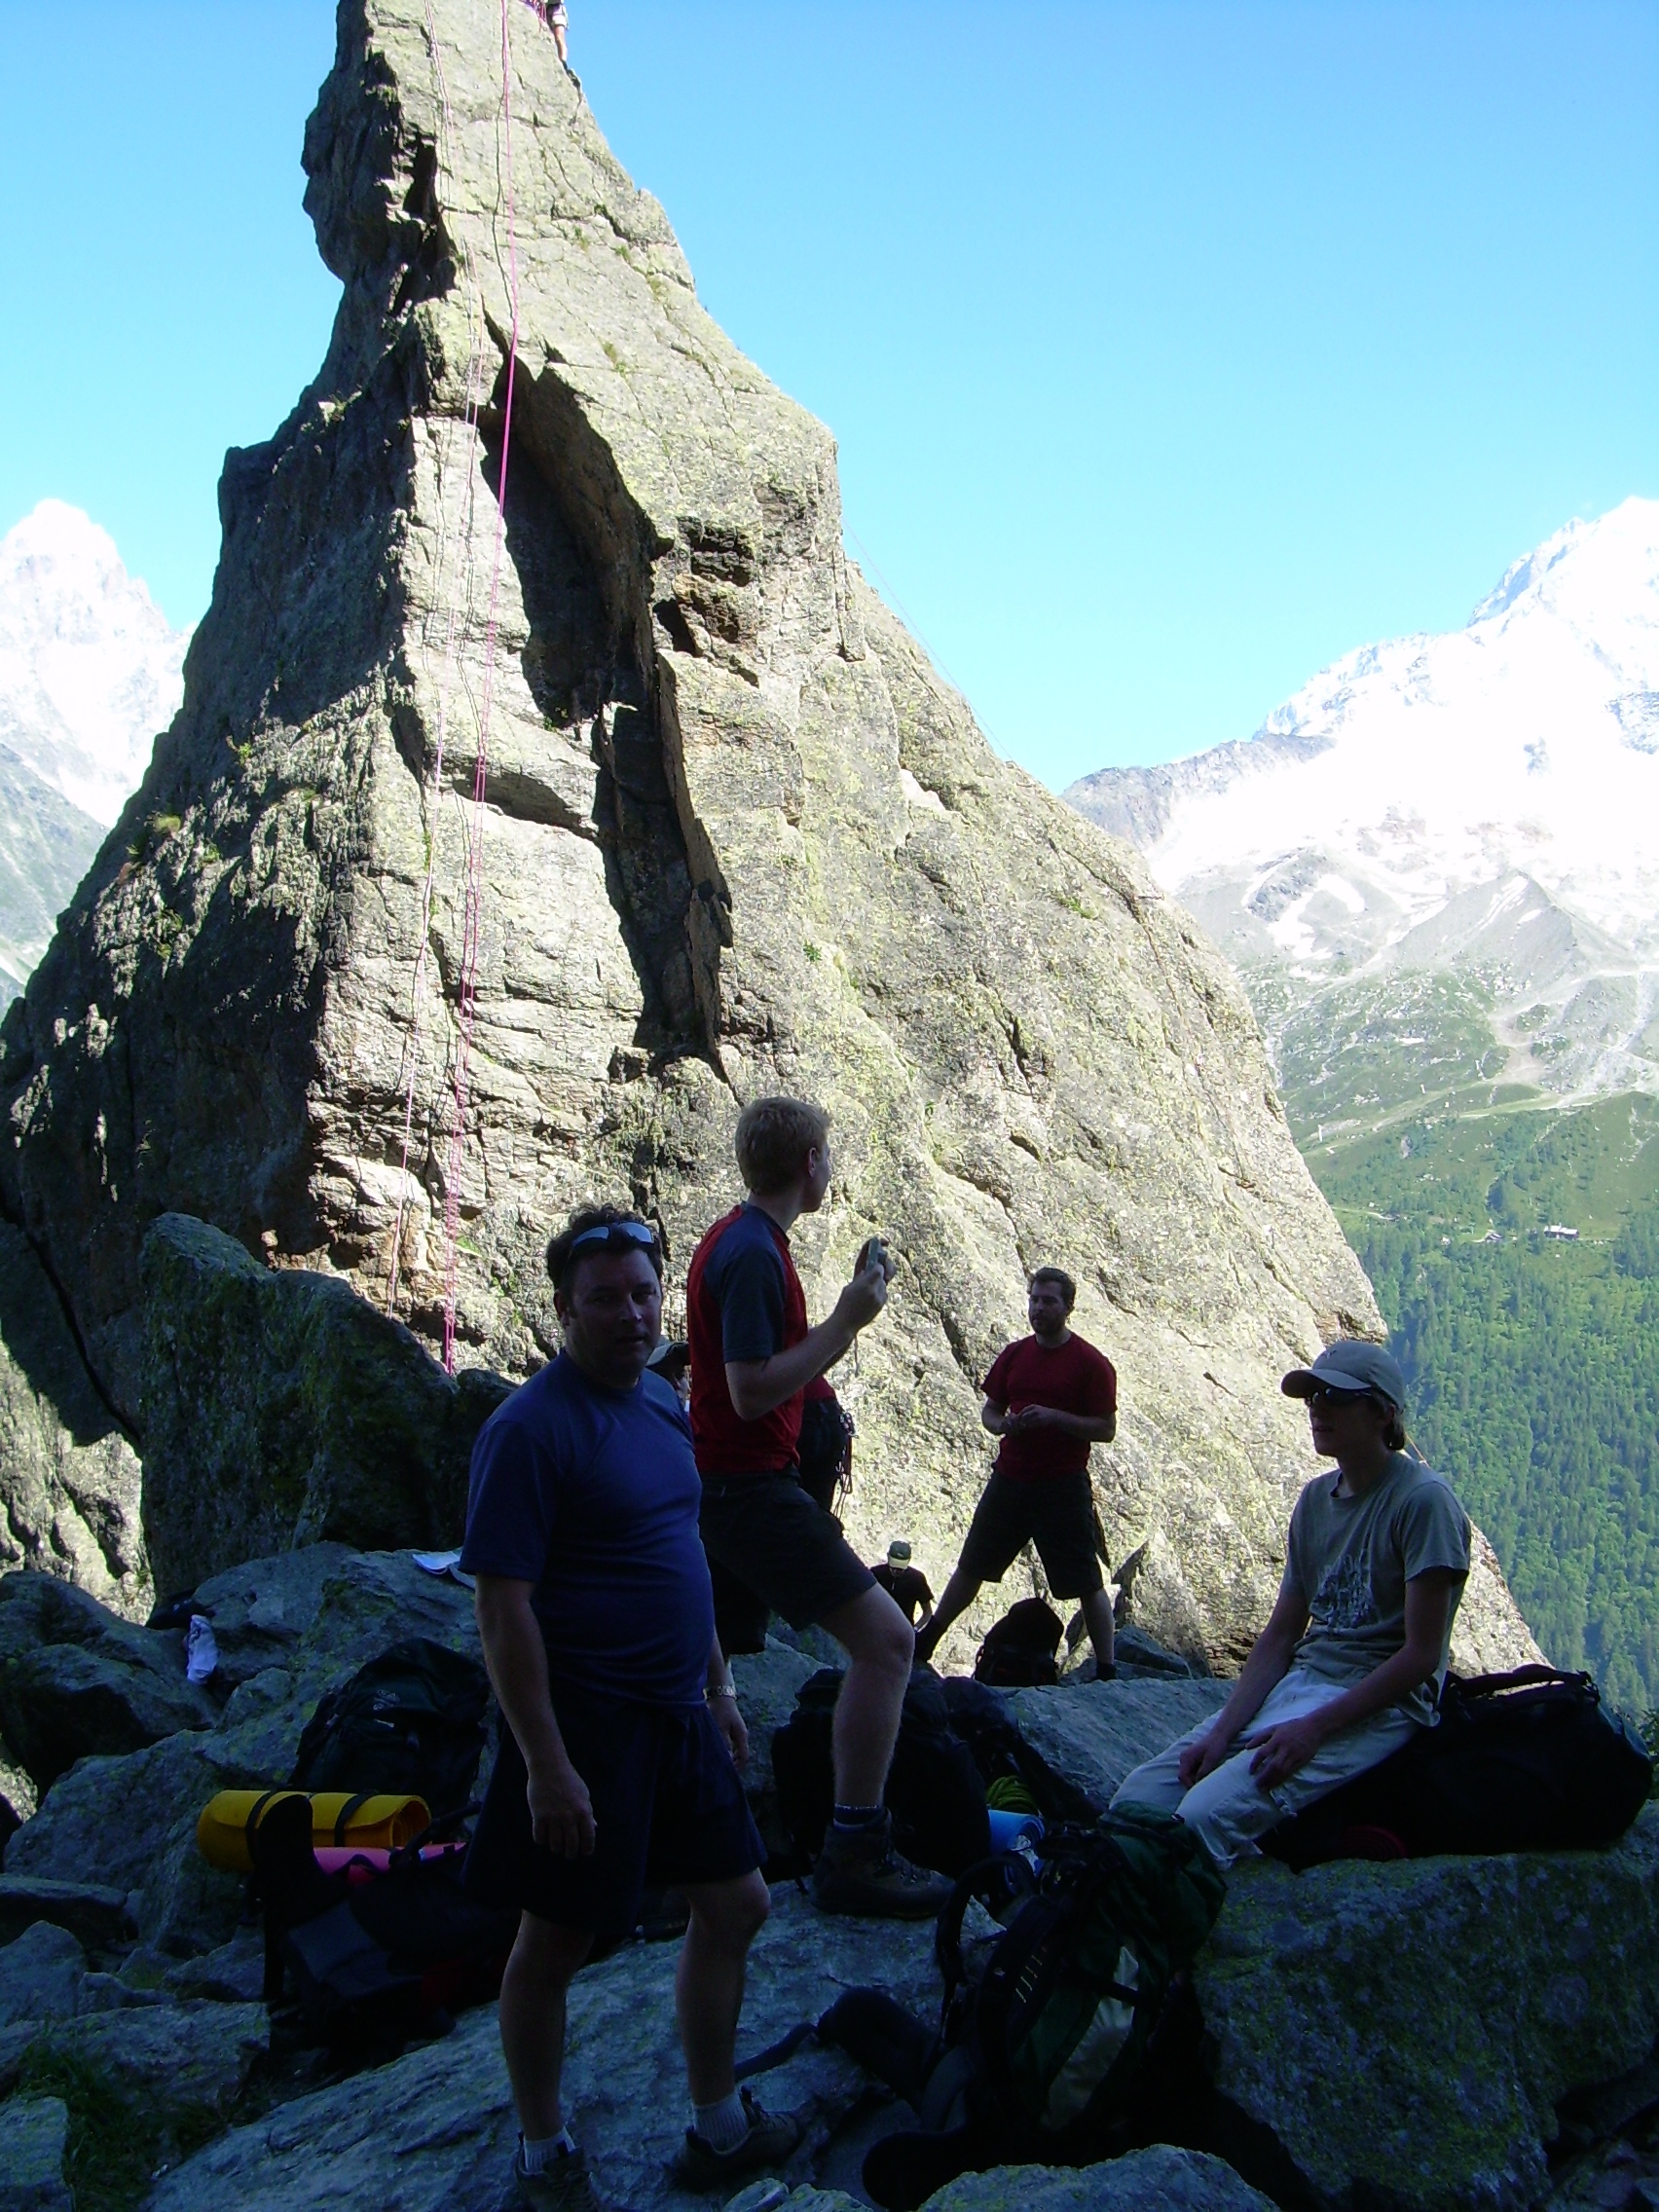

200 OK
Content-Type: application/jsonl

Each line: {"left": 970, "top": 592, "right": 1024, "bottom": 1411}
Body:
{"left": 1110, "top": 1667, "right": 1421, "bottom": 1867}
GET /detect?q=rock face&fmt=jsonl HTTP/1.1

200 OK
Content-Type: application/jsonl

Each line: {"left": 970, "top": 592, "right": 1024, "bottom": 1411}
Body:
{"left": 0, "top": 2094, "right": 71, "bottom": 2212}
{"left": 138, "top": 1211, "right": 511, "bottom": 1595}
{"left": 0, "top": 1224, "right": 145, "bottom": 1616}
{"left": 0, "top": 0, "right": 1535, "bottom": 1673}
{"left": 1196, "top": 1809, "right": 1659, "bottom": 2212}
{"left": 0, "top": 1570, "right": 215, "bottom": 1790}
{"left": 783, "top": 2153, "right": 1278, "bottom": 2212}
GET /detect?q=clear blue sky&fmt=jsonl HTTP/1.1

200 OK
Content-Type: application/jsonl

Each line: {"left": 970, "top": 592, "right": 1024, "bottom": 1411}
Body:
{"left": 2, "top": 2, "right": 1653, "bottom": 789}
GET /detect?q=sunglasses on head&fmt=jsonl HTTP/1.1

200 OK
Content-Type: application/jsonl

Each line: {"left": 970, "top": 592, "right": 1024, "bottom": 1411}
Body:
{"left": 569, "top": 1220, "right": 660, "bottom": 1257}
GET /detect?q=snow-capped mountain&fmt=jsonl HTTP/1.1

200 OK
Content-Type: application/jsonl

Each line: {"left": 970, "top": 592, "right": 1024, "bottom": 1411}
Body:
{"left": 0, "top": 502, "right": 188, "bottom": 1003}
{"left": 1068, "top": 498, "right": 1659, "bottom": 1110}
{"left": 0, "top": 501, "right": 189, "bottom": 828}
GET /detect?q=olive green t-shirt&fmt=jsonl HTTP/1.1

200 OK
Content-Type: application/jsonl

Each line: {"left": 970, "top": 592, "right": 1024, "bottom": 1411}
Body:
{"left": 1281, "top": 1455, "right": 1471, "bottom": 1725}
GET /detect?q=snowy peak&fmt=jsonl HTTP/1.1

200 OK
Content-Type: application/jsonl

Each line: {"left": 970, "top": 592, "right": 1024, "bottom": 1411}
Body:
{"left": 1067, "top": 498, "right": 1659, "bottom": 1107}
{"left": 0, "top": 500, "right": 189, "bottom": 828}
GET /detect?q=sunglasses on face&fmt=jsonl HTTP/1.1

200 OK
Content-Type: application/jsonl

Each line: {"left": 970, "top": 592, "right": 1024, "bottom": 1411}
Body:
{"left": 568, "top": 1220, "right": 660, "bottom": 1258}
{"left": 1305, "top": 1385, "right": 1384, "bottom": 1412}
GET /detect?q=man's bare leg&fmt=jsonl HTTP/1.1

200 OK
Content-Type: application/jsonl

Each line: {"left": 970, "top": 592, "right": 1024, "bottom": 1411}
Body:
{"left": 554, "top": 22, "right": 569, "bottom": 62}
{"left": 1080, "top": 1583, "right": 1117, "bottom": 1673}
{"left": 675, "top": 1871, "right": 770, "bottom": 2103}
{"left": 498, "top": 1912, "right": 594, "bottom": 2137}
{"left": 819, "top": 1583, "right": 913, "bottom": 1806}
{"left": 912, "top": 1567, "right": 982, "bottom": 1667}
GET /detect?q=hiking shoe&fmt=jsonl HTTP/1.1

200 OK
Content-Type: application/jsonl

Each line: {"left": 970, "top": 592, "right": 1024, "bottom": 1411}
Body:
{"left": 513, "top": 2144, "right": 608, "bottom": 2212}
{"left": 671, "top": 2090, "right": 802, "bottom": 2190}
{"left": 810, "top": 1814, "right": 954, "bottom": 1920}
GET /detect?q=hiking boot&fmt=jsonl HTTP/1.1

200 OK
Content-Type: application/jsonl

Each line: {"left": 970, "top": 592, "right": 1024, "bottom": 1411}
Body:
{"left": 513, "top": 2143, "right": 608, "bottom": 2212}
{"left": 671, "top": 2090, "right": 802, "bottom": 2190}
{"left": 810, "top": 1814, "right": 955, "bottom": 1920}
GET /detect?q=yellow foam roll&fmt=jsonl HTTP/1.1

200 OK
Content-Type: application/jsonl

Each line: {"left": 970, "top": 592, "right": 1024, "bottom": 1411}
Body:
{"left": 196, "top": 1788, "right": 432, "bottom": 1872}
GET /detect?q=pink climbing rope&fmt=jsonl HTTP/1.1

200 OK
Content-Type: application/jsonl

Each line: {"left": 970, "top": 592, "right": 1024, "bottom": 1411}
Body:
{"left": 387, "top": 6, "right": 493, "bottom": 1320}
{"left": 440, "top": 0, "right": 524, "bottom": 1373}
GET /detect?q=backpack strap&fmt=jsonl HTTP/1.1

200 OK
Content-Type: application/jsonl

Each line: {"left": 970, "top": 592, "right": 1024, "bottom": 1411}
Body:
{"left": 1450, "top": 1665, "right": 1588, "bottom": 1699}
{"left": 934, "top": 1852, "right": 1038, "bottom": 2020}
{"left": 332, "top": 1791, "right": 376, "bottom": 1845}
{"left": 390, "top": 1801, "right": 483, "bottom": 1867}
{"left": 733, "top": 2020, "right": 818, "bottom": 2083}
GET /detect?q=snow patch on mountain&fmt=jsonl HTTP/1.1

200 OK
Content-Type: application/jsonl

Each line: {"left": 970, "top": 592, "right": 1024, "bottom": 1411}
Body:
{"left": 1067, "top": 498, "right": 1659, "bottom": 1107}
{"left": 0, "top": 500, "right": 189, "bottom": 829}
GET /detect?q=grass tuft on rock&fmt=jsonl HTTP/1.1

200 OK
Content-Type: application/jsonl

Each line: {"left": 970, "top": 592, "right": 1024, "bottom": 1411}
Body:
{"left": 17, "top": 2042, "right": 226, "bottom": 2212}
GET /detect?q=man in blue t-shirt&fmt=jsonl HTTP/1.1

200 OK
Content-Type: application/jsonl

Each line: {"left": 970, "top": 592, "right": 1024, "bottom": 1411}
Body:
{"left": 461, "top": 1206, "right": 799, "bottom": 2212}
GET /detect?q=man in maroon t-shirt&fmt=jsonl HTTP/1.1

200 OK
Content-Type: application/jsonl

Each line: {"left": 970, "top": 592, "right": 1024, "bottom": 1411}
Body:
{"left": 915, "top": 1268, "right": 1119, "bottom": 1676}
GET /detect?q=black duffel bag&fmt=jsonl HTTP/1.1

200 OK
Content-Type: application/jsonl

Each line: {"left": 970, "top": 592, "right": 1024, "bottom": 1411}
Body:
{"left": 1266, "top": 1664, "right": 1654, "bottom": 1868}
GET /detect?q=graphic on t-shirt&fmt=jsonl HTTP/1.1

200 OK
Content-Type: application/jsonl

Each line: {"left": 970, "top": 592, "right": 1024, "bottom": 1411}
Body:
{"left": 1310, "top": 1553, "right": 1379, "bottom": 1633}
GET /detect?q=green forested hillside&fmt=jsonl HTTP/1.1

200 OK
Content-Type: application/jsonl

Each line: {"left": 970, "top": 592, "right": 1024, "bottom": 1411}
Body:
{"left": 1299, "top": 1089, "right": 1659, "bottom": 1712}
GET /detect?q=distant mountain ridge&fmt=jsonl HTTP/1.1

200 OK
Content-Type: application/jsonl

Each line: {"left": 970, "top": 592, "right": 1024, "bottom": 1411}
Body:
{"left": 1068, "top": 497, "right": 1659, "bottom": 1118}
{"left": 0, "top": 502, "right": 189, "bottom": 1003}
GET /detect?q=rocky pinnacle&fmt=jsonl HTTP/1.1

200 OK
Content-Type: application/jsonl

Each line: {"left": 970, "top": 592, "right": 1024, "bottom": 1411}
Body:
{"left": 0, "top": 0, "right": 1535, "bottom": 1665}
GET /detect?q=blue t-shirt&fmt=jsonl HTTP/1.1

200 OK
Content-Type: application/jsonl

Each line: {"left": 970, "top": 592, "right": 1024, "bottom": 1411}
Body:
{"left": 460, "top": 1352, "right": 714, "bottom": 1711}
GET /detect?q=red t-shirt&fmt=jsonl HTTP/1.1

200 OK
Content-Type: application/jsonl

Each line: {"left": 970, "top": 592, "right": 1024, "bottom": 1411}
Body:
{"left": 686, "top": 1203, "right": 810, "bottom": 1476}
{"left": 981, "top": 1332, "right": 1117, "bottom": 1484}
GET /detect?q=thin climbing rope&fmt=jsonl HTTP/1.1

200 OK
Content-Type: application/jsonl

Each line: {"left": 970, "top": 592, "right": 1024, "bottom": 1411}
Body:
{"left": 440, "top": 0, "right": 524, "bottom": 1373}
{"left": 387, "top": 5, "right": 496, "bottom": 1319}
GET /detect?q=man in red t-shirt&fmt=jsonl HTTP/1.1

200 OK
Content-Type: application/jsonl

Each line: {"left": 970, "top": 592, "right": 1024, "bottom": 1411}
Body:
{"left": 915, "top": 1268, "right": 1119, "bottom": 1677}
{"left": 688, "top": 1095, "right": 952, "bottom": 1921}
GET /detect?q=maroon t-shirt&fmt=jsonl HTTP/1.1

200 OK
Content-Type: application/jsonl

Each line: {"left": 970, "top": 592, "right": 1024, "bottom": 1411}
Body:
{"left": 981, "top": 1332, "right": 1118, "bottom": 1484}
{"left": 686, "top": 1203, "right": 810, "bottom": 1476}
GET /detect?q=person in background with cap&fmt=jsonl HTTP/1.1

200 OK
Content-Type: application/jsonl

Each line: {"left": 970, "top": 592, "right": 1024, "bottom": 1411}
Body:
{"left": 647, "top": 1337, "right": 692, "bottom": 1410}
{"left": 870, "top": 1540, "right": 935, "bottom": 1628}
{"left": 461, "top": 1204, "right": 800, "bottom": 2211}
{"left": 1110, "top": 1340, "right": 1470, "bottom": 1867}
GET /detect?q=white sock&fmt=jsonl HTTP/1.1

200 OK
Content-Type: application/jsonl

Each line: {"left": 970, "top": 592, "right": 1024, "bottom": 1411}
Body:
{"left": 691, "top": 2090, "right": 749, "bottom": 2153}
{"left": 520, "top": 2129, "right": 576, "bottom": 2174}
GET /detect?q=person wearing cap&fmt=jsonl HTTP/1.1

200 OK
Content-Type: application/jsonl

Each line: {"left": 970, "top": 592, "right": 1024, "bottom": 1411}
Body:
{"left": 1110, "top": 1340, "right": 1471, "bottom": 1867}
{"left": 870, "top": 1540, "right": 935, "bottom": 1628}
{"left": 647, "top": 1337, "right": 692, "bottom": 1409}
{"left": 461, "top": 1204, "right": 800, "bottom": 2211}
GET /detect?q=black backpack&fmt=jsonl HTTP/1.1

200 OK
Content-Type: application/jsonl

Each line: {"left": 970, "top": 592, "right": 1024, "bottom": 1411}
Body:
{"left": 1265, "top": 1665, "right": 1654, "bottom": 1868}
{"left": 248, "top": 1792, "right": 515, "bottom": 2049}
{"left": 772, "top": 1668, "right": 991, "bottom": 1876}
{"left": 938, "top": 1676, "right": 1102, "bottom": 1826}
{"left": 756, "top": 1815, "right": 1225, "bottom": 2210}
{"left": 290, "top": 1639, "right": 491, "bottom": 1815}
{"left": 973, "top": 1598, "right": 1065, "bottom": 1687}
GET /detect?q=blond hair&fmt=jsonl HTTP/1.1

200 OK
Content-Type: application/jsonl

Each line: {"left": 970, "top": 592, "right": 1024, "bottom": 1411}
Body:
{"left": 734, "top": 1096, "right": 830, "bottom": 1196}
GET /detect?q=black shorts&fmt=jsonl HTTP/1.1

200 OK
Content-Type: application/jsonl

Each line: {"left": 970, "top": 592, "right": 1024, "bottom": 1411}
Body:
{"left": 957, "top": 1471, "right": 1105, "bottom": 1599}
{"left": 464, "top": 1685, "right": 763, "bottom": 1946}
{"left": 699, "top": 1471, "right": 875, "bottom": 1633}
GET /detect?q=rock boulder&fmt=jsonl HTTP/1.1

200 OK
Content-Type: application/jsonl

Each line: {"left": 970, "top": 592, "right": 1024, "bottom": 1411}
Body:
{"left": 0, "top": 1571, "right": 216, "bottom": 1790}
{"left": 1193, "top": 1810, "right": 1659, "bottom": 2212}
{"left": 137, "top": 1212, "right": 512, "bottom": 1594}
{"left": 0, "top": 2095, "right": 71, "bottom": 2212}
{"left": 0, "top": 1223, "right": 145, "bottom": 1617}
{"left": 782, "top": 2150, "right": 1276, "bottom": 2212}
